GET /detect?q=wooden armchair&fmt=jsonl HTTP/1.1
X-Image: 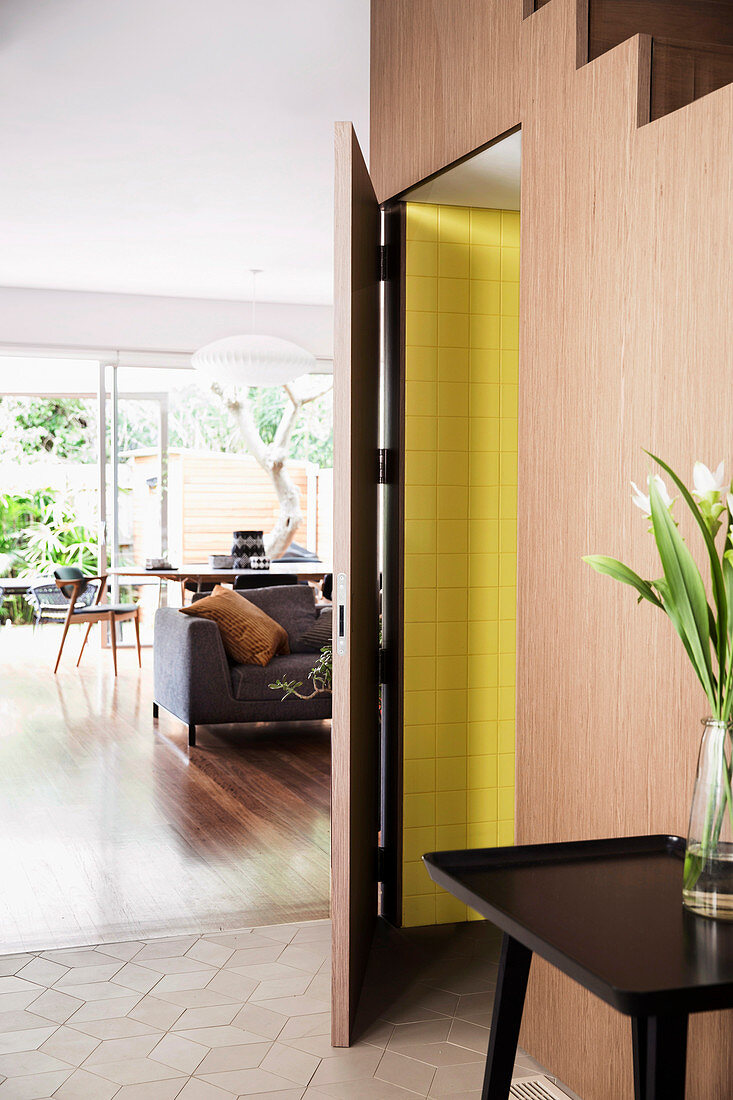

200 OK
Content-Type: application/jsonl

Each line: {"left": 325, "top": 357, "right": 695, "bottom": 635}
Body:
{"left": 52, "top": 568, "right": 141, "bottom": 675}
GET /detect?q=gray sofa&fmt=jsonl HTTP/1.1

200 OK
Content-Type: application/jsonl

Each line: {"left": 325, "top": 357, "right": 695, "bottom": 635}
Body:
{"left": 153, "top": 585, "right": 331, "bottom": 745}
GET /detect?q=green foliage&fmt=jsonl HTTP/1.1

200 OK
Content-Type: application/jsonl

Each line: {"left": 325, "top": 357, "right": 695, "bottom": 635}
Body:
{"left": 269, "top": 645, "right": 333, "bottom": 701}
{"left": 0, "top": 489, "right": 98, "bottom": 624}
{"left": 0, "top": 397, "right": 97, "bottom": 462}
{"left": 584, "top": 454, "right": 733, "bottom": 720}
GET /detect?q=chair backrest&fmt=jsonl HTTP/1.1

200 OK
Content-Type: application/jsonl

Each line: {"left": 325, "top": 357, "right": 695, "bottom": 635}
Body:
{"left": 54, "top": 566, "right": 86, "bottom": 601}
{"left": 233, "top": 574, "right": 298, "bottom": 591}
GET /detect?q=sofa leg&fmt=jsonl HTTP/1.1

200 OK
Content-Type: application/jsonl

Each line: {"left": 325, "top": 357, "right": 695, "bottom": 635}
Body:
{"left": 153, "top": 702, "right": 159, "bottom": 719}
{"left": 188, "top": 724, "right": 196, "bottom": 747}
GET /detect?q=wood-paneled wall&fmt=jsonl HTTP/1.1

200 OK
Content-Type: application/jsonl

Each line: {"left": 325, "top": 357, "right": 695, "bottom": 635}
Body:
{"left": 370, "top": 0, "right": 521, "bottom": 203}
{"left": 371, "top": 0, "right": 733, "bottom": 1096}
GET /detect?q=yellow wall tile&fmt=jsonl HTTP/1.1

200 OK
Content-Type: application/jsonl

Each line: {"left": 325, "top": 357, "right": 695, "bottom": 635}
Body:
{"left": 438, "top": 347, "right": 470, "bottom": 381}
{"left": 470, "top": 208, "right": 502, "bottom": 245}
{"left": 470, "top": 315, "right": 501, "bottom": 350}
{"left": 406, "top": 310, "right": 438, "bottom": 347}
{"left": 451, "top": 807, "right": 480, "bottom": 852}
{"left": 439, "top": 205, "right": 471, "bottom": 243}
{"left": 406, "top": 346, "right": 438, "bottom": 381}
{"left": 470, "top": 244, "right": 501, "bottom": 280}
{"left": 436, "top": 893, "right": 469, "bottom": 924}
{"left": 436, "top": 756, "right": 468, "bottom": 791}
{"left": 404, "top": 554, "right": 437, "bottom": 588}
{"left": 404, "top": 792, "right": 435, "bottom": 829}
{"left": 436, "top": 724, "right": 468, "bottom": 758}
{"left": 470, "top": 280, "right": 501, "bottom": 316}
{"left": 406, "top": 276, "right": 438, "bottom": 313}
{"left": 407, "top": 239, "right": 438, "bottom": 275}
{"left": 404, "top": 859, "right": 436, "bottom": 897}
{"left": 402, "top": 201, "right": 518, "bottom": 927}
{"left": 471, "top": 349, "right": 501, "bottom": 384}
{"left": 407, "top": 203, "right": 438, "bottom": 241}
{"left": 406, "top": 380, "right": 437, "bottom": 417}
{"left": 405, "top": 452, "right": 437, "bottom": 486}
{"left": 404, "top": 690, "right": 436, "bottom": 725}
{"left": 439, "top": 242, "right": 470, "bottom": 279}
{"left": 405, "top": 758, "right": 436, "bottom": 794}
{"left": 404, "top": 656, "right": 437, "bottom": 690}
{"left": 438, "top": 278, "right": 470, "bottom": 313}
{"left": 404, "top": 724, "right": 436, "bottom": 760}
{"left": 404, "top": 825, "right": 436, "bottom": 862}
{"left": 403, "top": 895, "right": 436, "bottom": 926}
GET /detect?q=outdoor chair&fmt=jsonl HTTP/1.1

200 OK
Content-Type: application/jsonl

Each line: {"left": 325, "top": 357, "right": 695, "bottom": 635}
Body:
{"left": 27, "top": 575, "right": 100, "bottom": 627}
{"left": 45, "top": 567, "right": 141, "bottom": 675}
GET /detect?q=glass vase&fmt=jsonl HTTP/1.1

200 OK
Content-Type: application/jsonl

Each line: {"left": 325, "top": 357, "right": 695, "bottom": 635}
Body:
{"left": 683, "top": 718, "right": 733, "bottom": 919}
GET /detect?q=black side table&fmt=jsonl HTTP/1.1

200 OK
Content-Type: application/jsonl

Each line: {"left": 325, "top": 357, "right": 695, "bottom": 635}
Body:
{"left": 424, "top": 835, "right": 733, "bottom": 1100}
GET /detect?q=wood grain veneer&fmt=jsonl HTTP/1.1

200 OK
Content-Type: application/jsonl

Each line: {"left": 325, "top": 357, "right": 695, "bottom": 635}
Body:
{"left": 515, "top": 2, "right": 733, "bottom": 1097}
{"left": 651, "top": 37, "right": 733, "bottom": 120}
{"left": 589, "top": 0, "right": 733, "bottom": 63}
{"left": 371, "top": 0, "right": 733, "bottom": 1093}
{"left": 369, "top": 0, "right": 521, "bottom": 203}
{"left": 331, "top": 122, "right": 381, "bottom": 1046}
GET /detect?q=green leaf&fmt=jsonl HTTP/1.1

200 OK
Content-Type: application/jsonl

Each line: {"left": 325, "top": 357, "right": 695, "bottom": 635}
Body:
{"left": 583, "top": 555, "right": 663, "bottom": 607}
{"left": 648, "top": 452, "right": 728, "bottom": 701}
{"left": 649, "top": 476, "right": 717, "bottom": 708}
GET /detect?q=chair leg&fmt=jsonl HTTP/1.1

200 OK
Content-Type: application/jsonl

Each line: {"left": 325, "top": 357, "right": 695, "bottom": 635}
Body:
{"left": 77, "top": 622, "right": 94, "bottom": 667}
{"left": 133, "top": 610, "right": 142, "bottom": 668}
{"left": 188, "top": 725, "right": 196, "bottom": 747}
{"left": 53, "top": 616, "right": 73, "bottom": 674}
{"left": 109, "top": 613, "right": 118, "bottom": 676}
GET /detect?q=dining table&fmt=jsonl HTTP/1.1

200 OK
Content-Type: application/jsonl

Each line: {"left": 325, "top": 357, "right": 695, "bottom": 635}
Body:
{"left": 109, "top": 561, "right": 331, "bottom": 604}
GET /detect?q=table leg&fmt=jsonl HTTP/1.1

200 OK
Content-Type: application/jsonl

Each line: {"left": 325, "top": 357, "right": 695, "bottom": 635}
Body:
{"left": 632, "top": 1014, "right": 688, "bottom": 1100}
{"left": 632, "top": 1016, "right": 647, "bottom": 1099}
{"left": 482, "top": 934, "right": 532, "bottom": 1100}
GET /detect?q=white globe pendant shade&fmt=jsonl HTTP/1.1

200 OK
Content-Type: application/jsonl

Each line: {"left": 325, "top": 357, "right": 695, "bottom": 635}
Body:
{"left": 192, "top": 334, "right": 317, "bottom": 388}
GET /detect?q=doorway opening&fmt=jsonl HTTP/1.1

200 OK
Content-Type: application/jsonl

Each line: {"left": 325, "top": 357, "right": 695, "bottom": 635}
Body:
{"left": 0, "top": 350, "right": 333, "bottom": 951}
{"left": 381, "top": 128, "right": 522, "bottom": 929}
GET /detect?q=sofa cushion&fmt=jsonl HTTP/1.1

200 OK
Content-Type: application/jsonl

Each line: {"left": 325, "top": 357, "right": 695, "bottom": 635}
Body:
{"left": 240, "top": 584, "right": 319, "bottom": 652}
{"left": 179, "top": 585, "right": 289, "bottom": 666}
{"left": 297, "top": 606, "right": 332, "bottom": 651}
{"left": 230, "top": 652, "right": 324, "bottom": 702}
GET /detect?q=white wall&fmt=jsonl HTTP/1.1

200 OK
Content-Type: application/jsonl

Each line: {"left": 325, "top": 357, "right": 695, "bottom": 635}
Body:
{"left": 0, "top": 286, "right": 333, "bottom": 363}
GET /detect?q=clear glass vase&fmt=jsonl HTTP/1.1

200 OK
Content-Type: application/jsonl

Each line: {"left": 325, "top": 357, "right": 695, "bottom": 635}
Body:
{"left": 683, "top": 718, "right": 733, "bottom": 919}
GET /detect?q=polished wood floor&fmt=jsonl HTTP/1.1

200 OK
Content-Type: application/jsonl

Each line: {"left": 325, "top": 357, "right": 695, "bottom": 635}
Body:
{"left": 0, "top": 625, "right": 330, "bottom": 953}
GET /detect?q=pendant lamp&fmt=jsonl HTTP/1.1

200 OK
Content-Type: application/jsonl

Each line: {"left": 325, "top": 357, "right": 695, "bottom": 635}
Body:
{"left": 192, "top": 270, "right": 317, "bottom": 387}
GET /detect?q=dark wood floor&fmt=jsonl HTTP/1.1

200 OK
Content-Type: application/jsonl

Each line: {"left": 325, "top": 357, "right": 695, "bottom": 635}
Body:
{"left": 0, "top": 625, "right": 331, "bottom": 953}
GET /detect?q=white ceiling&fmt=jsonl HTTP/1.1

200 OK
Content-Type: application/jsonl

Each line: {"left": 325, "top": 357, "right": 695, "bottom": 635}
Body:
{"left": 403, "top": 131, "right": 521, "bottom": 209}
{"left": 0, "top": 0, "right": 370, "bottom": 304}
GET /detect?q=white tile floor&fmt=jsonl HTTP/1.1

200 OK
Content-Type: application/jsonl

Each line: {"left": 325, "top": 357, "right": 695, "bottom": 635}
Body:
{"left": 0, "top": 919, "right": 574, "bottom": 1099}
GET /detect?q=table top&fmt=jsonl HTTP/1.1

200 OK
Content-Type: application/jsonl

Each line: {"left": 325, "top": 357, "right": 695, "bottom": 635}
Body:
{"left": 0, "top": 578, "right": 31, "bottom": 594}
{"left": 424, "top": 835, "right": 733, "bottom": 1016}
{"left": 109, "top": 562, "right": 330, "bottom": 579}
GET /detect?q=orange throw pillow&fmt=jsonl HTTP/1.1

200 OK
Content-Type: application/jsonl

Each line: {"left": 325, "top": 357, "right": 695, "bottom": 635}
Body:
{"left": 180, "top": 585, "right": 289, "bottom": 666}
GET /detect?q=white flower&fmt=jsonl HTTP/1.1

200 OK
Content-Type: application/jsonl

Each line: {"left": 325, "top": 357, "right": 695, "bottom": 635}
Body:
{"left": 631, "top": 476, "right": 673, "bottom": 517}
{"left": 631, "top": 481, "right": 651, "bottom": 516}
{"left": 693, "top": 461, "right": 726, "bottom": 498}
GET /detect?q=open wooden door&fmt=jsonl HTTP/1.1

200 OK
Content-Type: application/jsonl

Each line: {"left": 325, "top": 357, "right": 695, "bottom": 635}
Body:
{"left": 331, "top": 122, "right": 381, "bottom": 1047}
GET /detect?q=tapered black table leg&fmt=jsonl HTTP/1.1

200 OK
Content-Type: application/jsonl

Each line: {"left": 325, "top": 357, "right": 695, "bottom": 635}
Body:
{"left": 631, "top": 1016, "right": 648, "bottom": 1100}
{"left": 482, "top": 934, "right": 533, "bottom": 1100}
{"left": 632, "top": 1014, "right": 688, "bottom": 1100}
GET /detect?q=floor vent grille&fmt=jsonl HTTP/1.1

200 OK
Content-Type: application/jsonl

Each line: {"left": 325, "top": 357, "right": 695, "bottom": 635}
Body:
{"left": 511, "top": 1077, "right": 570, "bottom": 1099}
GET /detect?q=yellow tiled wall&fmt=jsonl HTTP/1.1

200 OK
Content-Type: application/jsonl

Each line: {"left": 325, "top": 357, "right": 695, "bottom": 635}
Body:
{"left": 402, "top": 202, "right": 519, "bottom": 927}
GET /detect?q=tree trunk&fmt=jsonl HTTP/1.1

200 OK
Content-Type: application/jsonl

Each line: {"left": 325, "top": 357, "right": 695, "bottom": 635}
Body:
{"left": 211, "top": 381, "right": 330, "bottom": 559}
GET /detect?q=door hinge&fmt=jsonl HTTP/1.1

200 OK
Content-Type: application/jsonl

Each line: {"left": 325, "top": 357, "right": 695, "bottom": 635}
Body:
{"left": 379, "top": 243, "right": 388, "bottom": 282}
{"left": 378, "top": 646, "right": 389, "bottom": 685}
{"left": 378, "top": 447, "right": 393, "bottom": 485}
